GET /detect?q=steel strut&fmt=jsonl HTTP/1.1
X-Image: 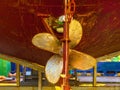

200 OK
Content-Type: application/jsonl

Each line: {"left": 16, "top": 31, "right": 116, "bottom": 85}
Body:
{"left": 62, "top": 0, "right": 75, "bottom": 90}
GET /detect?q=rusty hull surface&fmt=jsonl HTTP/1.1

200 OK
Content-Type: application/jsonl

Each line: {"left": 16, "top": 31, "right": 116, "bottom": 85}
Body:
{"left": 0, "top": 0, "right": 120, "bottom": 66}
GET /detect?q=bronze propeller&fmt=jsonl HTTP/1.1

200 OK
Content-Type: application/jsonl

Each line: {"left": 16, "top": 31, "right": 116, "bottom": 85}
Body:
{"left": 32, "top": 19, "right": 96, "bottom": 84}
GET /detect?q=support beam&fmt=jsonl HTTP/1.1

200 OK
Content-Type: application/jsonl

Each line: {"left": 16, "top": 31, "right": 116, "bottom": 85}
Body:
{"left": 38, "top": 70, "right": 42, "bottom": 90}
{"left": 0, "top": 53, "right": 44, "bottom": 71}
{"left": 16, "top": 63, "right": 20, "bottom": 86}
{"left": 97, "top": 51, "right": 120, "bottom": 61}
{"left": 93, "top": 63, "right": 97, "bottom": 86}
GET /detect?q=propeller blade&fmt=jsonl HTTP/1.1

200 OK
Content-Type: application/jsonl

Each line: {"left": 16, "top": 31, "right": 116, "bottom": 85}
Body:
{"left": 45, "top": 55, "right": 63, "bottom": 84}
{"left": 32, "top": 33, "right": 61, "bottom": 54}
{"left": 69, "top": 50, "right": 96, "bottom": 70}
{"left": 69, "top": 19, "right": 82, "bottom": 48}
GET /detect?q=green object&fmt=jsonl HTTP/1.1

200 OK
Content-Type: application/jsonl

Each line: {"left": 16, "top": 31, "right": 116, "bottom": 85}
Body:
{"left": 57, "top": 21, "right": 63, "bottom": 25}
{"left": 111, "top": 57, "right": 119, "bottom": 62}
{"left": 0, "top": 59, "right": 11, "bottom": 76}
{"left": 69, "top": 70, "right": 73, "bottom": 74}
{"left": 117, "top": 55, "right": 120, "bottom": 59}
